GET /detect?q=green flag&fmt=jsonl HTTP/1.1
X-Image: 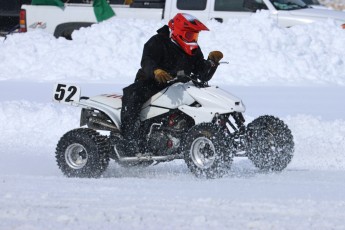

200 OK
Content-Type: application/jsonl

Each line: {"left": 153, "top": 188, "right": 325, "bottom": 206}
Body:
{"left": 93, "top": 0, "right": 115, "bottom": 22}
{"left": 31, "top": 0, "right": 64, "bottom": 7}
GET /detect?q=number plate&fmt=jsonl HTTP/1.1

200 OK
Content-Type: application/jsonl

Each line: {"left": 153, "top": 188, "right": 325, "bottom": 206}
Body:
{"left": 53, "top": 83, "right": 81, "bottom": 104}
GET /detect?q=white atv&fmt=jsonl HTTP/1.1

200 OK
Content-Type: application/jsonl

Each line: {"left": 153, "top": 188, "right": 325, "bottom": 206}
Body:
{"left": 53, "top": 74, "right": 294, "bottom": 178}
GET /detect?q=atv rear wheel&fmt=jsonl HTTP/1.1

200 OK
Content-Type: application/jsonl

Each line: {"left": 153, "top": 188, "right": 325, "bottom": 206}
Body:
{"left": 246, "top": 115, "right": 294, "bottom": 171}
{"left": 182, "top": 123, "right": 233, "bottom": 179}
{"left": 56, "top": 128, "right": 110, "bottom": 178}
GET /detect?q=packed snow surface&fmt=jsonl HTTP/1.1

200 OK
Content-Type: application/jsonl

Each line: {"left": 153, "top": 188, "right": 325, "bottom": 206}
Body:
{"left": 1, "top": 12, "right": 345, "bottom": 229}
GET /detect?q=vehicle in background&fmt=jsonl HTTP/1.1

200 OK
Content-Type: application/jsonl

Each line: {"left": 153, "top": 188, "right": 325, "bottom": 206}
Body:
{"left": 302, "top": 0, "right": 329, "bottom": 9}
{"left": 20, "top": 0, "right": 345, "bottom": 39}
{"left": 0, "top": 0, "right": 31, "bottom": 36}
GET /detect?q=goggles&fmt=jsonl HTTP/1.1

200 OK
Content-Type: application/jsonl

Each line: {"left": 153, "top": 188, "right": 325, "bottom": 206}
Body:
{"left": 182, "top": 31, "right": 199, "bottom": 42}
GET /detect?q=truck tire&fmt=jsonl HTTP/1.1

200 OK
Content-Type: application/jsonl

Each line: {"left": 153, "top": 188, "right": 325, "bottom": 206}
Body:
{"left": 56, "top": 128, "right": 110, "bottom": 178}
{"left": 54, "top": 22, "right": 93, "bottom": 40}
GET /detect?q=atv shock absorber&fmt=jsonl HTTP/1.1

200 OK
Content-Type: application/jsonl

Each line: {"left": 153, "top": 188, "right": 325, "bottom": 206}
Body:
{"left": 232, "top": 112, "right": 246, "bottom": 133}
{"left": 230, "top": 112, "right": 247, "bottom": 153}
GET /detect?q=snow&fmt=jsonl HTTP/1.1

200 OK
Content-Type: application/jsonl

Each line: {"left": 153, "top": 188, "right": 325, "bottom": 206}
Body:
{"left": 1, "top": 12, "right": 345, "bottom": 229}
{"left": 1, "top": 12, "right": 345, "bottom": 85}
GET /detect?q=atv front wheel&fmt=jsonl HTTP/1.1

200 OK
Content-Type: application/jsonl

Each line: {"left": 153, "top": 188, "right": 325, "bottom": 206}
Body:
{"left": 56, "top": 128, "right": 110, "bottom": 178}
{"left": 246, "top": 115, "right": 294, "bottom": 171}
{"left": 182, "top": 123, "right": 233, "bottom": 179}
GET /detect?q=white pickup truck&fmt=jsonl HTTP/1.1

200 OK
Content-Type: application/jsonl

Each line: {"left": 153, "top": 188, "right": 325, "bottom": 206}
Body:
{"left": 20, "top": 0, "right": 345, "bottom": 39}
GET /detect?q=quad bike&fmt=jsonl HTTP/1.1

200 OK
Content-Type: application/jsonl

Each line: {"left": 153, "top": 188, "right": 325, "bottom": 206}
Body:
{"left": 53, "top": 74, "right": 294, "bottom": 179}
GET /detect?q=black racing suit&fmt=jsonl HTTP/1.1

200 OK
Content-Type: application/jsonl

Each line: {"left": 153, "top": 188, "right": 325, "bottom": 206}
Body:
{"left": 121, "top": 25, "right": 218, "bottom": 142}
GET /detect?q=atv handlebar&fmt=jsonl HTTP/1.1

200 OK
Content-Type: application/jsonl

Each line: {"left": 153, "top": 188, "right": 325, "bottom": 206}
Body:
{"left": 167, "top": 73, "right": 208, "bottom": 88}
{"left": 167, "top": 61, "right": 228, "bottom": 88}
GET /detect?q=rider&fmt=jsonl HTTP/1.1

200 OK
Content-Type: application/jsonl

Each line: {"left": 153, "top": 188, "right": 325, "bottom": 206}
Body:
{"left": 120, "top": 13, "right": 224, "bottom": 156}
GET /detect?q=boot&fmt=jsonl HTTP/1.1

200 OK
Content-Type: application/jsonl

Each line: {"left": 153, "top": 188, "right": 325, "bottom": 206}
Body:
{"left": 116, "top": 139, "right": 140, "bottom": 157}
{"left": 126, "top": 139, "right": 140, "bottom": 156}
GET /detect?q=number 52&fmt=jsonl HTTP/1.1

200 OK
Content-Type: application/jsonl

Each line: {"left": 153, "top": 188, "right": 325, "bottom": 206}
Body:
{"left": 53, "top": 83, "right": 80, "bottom": 104}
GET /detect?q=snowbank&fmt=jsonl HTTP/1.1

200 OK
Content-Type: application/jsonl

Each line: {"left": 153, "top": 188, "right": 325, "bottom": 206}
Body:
{"left": 1, "top": 12, "right": 345, "bottom": 85}
{"left": 1, "top": 12, "right": 345, "bottom": 169}
{"left": 1, "top": 101, "right": 344, "bottom": 170}
{"left": 285, "top": 115, "right": 345, "bottom": 170}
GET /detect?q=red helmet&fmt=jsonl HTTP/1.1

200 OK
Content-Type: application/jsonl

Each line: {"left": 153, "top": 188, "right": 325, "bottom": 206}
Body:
{"left": 168, "top": 13, "right": 209, "bottom": 55}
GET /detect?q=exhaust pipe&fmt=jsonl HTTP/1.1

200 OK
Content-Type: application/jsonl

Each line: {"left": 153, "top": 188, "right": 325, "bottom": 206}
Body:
{"left": 113, "top": 146, "right": 183, "bottom": 162}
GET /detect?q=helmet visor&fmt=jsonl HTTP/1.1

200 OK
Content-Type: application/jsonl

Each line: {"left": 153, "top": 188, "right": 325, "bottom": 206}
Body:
{"left": 183, "top": 31, "right": 199, "bottom": 42}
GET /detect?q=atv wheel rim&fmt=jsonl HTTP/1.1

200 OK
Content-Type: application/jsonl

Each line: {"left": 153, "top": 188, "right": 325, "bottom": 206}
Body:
{"left": 65, "top": 143, "right": 88, "bottom": 169}
{"left": 190, "top": 137, "right": 216, "bottom": 169}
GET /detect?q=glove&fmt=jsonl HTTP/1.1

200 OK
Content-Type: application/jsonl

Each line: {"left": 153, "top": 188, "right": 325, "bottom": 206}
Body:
{"left": 208, "top": 51, "right": 223, "bottom": 63}
{"left": 154, "top": 69, "right": 173, "bottom": 84}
